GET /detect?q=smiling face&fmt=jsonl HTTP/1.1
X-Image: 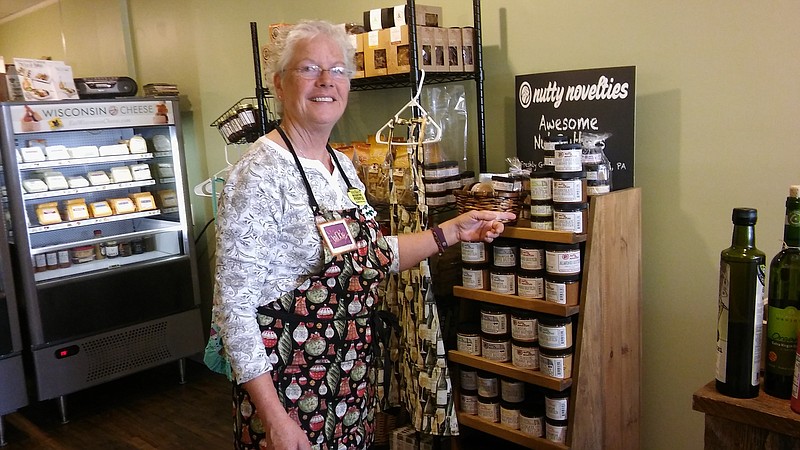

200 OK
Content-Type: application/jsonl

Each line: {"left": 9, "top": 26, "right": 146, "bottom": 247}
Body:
{"left": 274, "top": 35, "right": 350, "bottom": 135}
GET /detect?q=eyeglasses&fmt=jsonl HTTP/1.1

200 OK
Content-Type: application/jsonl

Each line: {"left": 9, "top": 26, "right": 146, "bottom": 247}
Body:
{"left": 287, "top": 64, "right": 354, "bottom": 80}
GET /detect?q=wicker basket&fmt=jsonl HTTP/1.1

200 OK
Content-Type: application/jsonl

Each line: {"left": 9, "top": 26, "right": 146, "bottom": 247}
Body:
{"left": 453, "top": 189, "right": 523, "bottom": 224}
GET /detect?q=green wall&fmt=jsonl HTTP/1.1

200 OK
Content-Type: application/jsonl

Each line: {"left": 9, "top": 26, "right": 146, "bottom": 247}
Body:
{"left": 3, "top": 1, "right": 800, "bottom": 448}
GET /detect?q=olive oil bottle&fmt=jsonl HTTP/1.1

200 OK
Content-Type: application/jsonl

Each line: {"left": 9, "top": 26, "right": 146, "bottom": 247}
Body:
{"left": 716, "top": 208, "right": 766, "bottom": 398}
{"left": 765, "top": 186, "right": 800, "bottom": 398}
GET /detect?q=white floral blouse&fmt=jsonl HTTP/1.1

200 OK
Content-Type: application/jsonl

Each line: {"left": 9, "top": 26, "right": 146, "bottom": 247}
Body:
{"left": 211, "top": 137, "right": 400, "bottom": 384}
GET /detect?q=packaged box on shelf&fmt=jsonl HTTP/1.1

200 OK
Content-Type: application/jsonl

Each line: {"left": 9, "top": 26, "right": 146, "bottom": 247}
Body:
{"left": 462, "top": 26, "right": 475, "bottom": 72}
{"left": 364, "top": 30, "right": 389, "bottom": 77}
{"left": 363, "top": 4, "right": 442, "bottom": 31}
{"left": 350, "top": 33, "right": 365, "bottom": 78}
{"left": 447, "top": 27, "right": 463, "bottom": 72}
{"left": 385, "top": 26, "right": 412, "bottom": 74}
{"left": 432, "top": 27, "right": 448, "bottom": 72}
{"left": 416, "top": 26, "right": 436, "bottom": 73}
{"left": 390, "top": 425, "right": 433, "bottom": 450}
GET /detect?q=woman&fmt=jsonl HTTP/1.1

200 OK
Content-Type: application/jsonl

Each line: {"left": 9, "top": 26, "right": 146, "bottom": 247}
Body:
{"left": 210, "top": 20, "right": 513, "bottom": 450}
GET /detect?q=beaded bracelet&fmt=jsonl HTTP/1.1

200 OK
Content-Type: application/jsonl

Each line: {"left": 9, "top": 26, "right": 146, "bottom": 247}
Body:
{"left": 431, "top": 225, "right": 449, "bottom": 255}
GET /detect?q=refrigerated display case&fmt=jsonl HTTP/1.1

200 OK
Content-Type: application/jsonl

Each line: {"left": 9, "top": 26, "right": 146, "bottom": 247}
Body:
{"left": 0, "top": 178, "right": 27, "bottom": 446}
{"left": 0, "top": 98, "right": 203, "bottom": 420}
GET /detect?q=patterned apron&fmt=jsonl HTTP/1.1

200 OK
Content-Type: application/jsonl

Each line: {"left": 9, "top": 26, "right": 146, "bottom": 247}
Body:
{"left": 233, "top": 130, "right": 395, "bottom": 450}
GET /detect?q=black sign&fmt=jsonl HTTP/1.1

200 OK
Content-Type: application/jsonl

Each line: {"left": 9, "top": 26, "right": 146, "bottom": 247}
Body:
{"left": 515, "top": 66, "right": 636, "bottom": 190}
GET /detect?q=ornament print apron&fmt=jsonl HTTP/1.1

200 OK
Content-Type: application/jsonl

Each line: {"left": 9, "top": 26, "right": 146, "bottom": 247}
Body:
{"left": 233, "top": 131, "right": 395, "bottom": 450}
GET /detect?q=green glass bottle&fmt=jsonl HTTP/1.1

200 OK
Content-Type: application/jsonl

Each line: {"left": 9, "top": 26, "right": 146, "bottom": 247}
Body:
{"left": 765, "top": 185, "right": 800, "bottom": 398}
{"left": 716, "top": 208, "right": 766, "bottom": 398}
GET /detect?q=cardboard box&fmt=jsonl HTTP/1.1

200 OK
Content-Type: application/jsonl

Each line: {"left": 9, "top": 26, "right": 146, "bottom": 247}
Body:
{"left": 385, "top": 26, "right": 410, "bottom": 75}
{"left": 416, "top": 26, "right": 436, "bottom": 73}
{"left": 416, "top": 5, "right": 443, "bottom": 27}
{"left": 432, "top": 27, "right": 448, "bottom": 72}
{"left": 364, "top": 30, "right": 389, "bottom": 77}
{"left": 350, "top": 33, "right": 365, "bottom": 78}
{"left": 447, "top": 27, "right": 464, "bottom": 72}
{"left": 365, "top": 5, "right": 442, "bottom": 31}
{"left": 461, "top": 27, "right": 475, "bottom": 72}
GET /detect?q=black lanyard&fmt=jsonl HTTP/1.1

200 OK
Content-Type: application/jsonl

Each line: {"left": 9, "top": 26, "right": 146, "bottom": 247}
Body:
{"left": 275, "top": 126, "right": 355, "bottom": 214}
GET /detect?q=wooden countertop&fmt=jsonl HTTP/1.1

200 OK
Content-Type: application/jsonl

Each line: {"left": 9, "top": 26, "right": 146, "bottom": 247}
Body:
{"left": 692, "top": 380, "right": 800, "bottom": 438}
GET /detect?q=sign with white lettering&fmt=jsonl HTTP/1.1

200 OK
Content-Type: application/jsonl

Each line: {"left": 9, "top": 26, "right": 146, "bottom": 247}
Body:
{"left": 9, "top": 100, "right": 174, "bottom": 134}
{"left": 515, "top": 66, "right": 635, "bottom": 190}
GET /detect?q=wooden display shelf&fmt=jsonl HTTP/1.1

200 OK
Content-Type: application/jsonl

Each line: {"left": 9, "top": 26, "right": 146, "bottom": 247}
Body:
{"left": 692, "top": 380, "right": 800, "bottom": 449}
{"left": 457, "top": 413, "right": 568, "bottom": 450}
{"left": 448, "top": 350, "right": 572, "bottom": 391}
{"left": 502, "top": 223, "right": 587, "bottom": 244}
{"left": 453, "top": 286, "right": 580, "bottom": 317}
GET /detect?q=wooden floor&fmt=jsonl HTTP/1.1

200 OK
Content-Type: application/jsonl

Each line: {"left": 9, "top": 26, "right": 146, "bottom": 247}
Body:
{"left": 1, "top": 357, "right": 232, "bottom": 449}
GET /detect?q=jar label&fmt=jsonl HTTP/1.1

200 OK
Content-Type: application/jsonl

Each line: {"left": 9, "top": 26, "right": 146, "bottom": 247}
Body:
{"left": 482, "top": 339, "right": 511, "bottom": 362}
{"left": 546, "top": 423, "right": 568, "bottom": 444}
{"left": 554, "top": 149, "right": 583, "bottom": 172}
{"left": 462, "top": 267, "right": 486, "bottom": 289}
{"left": 493, "top": 247, "right": 517, "bottom": 267}
{"left": 539, "top": 324, "right": 572, "bottom": 349}
{"left": 501, "top": 380, "right": 525, "bottom": 403}
{"left": 530, "top": 203, "right": 553, "bottom": 216}
{"left": 462, "top": 242, "right": 487, "bottom": 263}
{"left": 456, "top": 333, "right": 481, "bottom": 356}
{"left": 477, "top": 401, "right": 500, "bottom": 423}
{"left": 460, "top": 393, "right": 478, "bottom": 415}
{"left": 512, "top": 344, "right": 540, "bottom": 370}
{"left": 552, "top": 179, "right": 583, "bottom": 202}
{"left": 588, "top": 184, "right": 611, "bottom": 195}
{"left": 490, "top": 273, "right": 516, "bottom": 294}
{"left": 517, "top": 275, "right": 544, "bottom": 298}
{"left": 553, "top": 210, "right": 584, "bottom": 233}
{"left": 520, "top": 415, "right": 544, "bottom": 437}
{"left": 500, "top": 407, "right": 520, "bottom": 430}
{"left": 540, "top": 352, "right": 573, "bottom": 379}
{"left": 477, "top": 377, "right": 498, "bottom": 397}
{"left": 545, "top": 396, "right": 569, "bottom": 421}
{"left": 481, "top": 311, "right": 508, "bottom": 335}
{"left": 511, "top": 317, "right": 538, "bottom": 341}
{"left": 545, "top": 280, "right": 568, "bottom": 304}
{"left": 530, "top": 178, "right": 552, "bottom": 200}
{"left": 461, "top": 370, "right": 477, "bottom": 390}
{"left": 520, "top": 248, "right": 544, "bottom": 270}
{"left": 546, "top": 249, "right": 581, "bottom": 274}
{"left": 530, "top": 220, "right": 553, "bottom": 230}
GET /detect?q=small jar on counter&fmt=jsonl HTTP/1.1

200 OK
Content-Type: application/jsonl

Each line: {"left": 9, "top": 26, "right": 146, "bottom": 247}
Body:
{"left": 490, "top": 266, "right": 516, "bottom": 295}
{"left": 492, "top": 239, "right": 518, "bottom": 268}
{"left": 520, "top": 407, "right": 546, "bottom": 438}
{"left": 552, "top": 202, "right": 588, "bottom": 233}
{"left": 477, "top": 371, "right": 499, "bottom": 398}
{"left": 545, "top": 243, "right": 581, "bottom": 276}
{"left": 530, "top": 215, "right": 554, "bottom": 231}
{"left": 554, "top": 142, "right": 583, "bottom": 173}
{"left": 517, "top": 269, "right": 544, "bottom": 299}
{"left": 552, "top": 171, "right": 587, "bottom": 204}
{"left": 500, "top": 378, "right": 526, "bottom": 404}
{"left": 511, "top": 309, "right": 538, "bottom": 343}
{"left": 519, "top": 242, "right": 545, "bottom": 271}
{"left": 477, "top": 396, "right": 501, "bottom": 423}
{"left": 539, "top": 346, "right": 574, "bottom": 379}
{"left": 459, "top": 390, "right": 479, "bottom": 415}
{"left": 545, "top": 389, "right": 570, "bottom": 421}
{"left": 481, "top": 334, "right": 511, "bottom": 363}
{"left": 530, "top": 172, "right": 553, "bottom": 202}
{"left": 460, "top": 367, "right": 478, "bottom": 391}
{"left": 546, "top": 419, "right": 569, "bottom": 444}
{"left": 512, "top": 339, "right": 540, "bottom": 370}
{"left": 500, "top": 401, "right": 522, "bottom": 430}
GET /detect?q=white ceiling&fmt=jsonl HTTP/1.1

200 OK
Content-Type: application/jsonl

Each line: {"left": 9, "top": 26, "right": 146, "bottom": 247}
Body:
{"left": 0, "top": 0, "right": 54, "bottom": 23}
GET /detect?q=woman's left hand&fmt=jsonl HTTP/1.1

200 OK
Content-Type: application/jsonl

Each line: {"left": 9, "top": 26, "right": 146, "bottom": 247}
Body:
{"left": 448, "top": 210, "right": 516, "bottom": 244}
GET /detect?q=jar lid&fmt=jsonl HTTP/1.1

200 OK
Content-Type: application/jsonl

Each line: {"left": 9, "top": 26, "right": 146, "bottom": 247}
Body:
{"left": 517, "top": 268, "right": 544, "bottom": 277}
{"left": 490, "top": 265, "right": 516, "bottom": 274}
{"left": 478, "top": 395, "right": 500, "bottom": 403}
{"left": 531, "top": 169, "right": 553, "bottom": 178}
{"left": 511, "top": 308, "right": 537, "bottom": 319}
{"left": 544, "top": 134, "right": 569, "bottom": 143}
{"left": 545, "top": 388, "right": 571, "bottom": 399}
{"left": 460, "top": 388, "right": 478, "bottom": 396}
{"left": 555, "top": 142, "right": 582, "bottom": 150}
{"left": 545, "top": 273, "right": 581, "bottom": 283}
{"left": 500, "top": 400, "right": 523, "bottom": 409}
{"left": 462, "top": 261, "right": 489, "bottom": 269}
{"left": 545, "top": 243, "right": 580, "bottom": 251}
{"left": 457, "top": 323, "right": 481, "bottom": 334}
{"left": 520, "top": 407, "right": 545, "bottom": 418}
{"left": 481, "top": 333, "right": 511, "bottom": 343}
{"left": 539, "top": 345, "right": 574, "bottom": 356}
{"left": 492, "top": 238, "right": 516, "bottom": 248}
{"left": 545, "top": 418, "right": 569, "bottom": 426}
{"left": 551, "top": 171, "right": 586, "bottom": 179}
{"left": 512, "top": 339, "right": 538, "bottom": 348}
{"left": 477, "top": 370, "right": 498, "bottom": 379}
{"left": 553, "top": 202, "right": 589, "bottom": 212}
{"left": 538, "top": 314, "right": 573, "bottom": 326}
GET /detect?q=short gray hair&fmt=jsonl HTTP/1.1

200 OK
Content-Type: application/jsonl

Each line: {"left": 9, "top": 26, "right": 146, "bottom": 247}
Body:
{"left": 265, "top": 20, "right": 356, "bottom": 94}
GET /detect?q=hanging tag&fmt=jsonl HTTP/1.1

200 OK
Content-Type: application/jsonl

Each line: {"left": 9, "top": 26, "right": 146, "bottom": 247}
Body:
{"left": 347, "top": 188, "right": 367, "bottom": 206}
{"left": 361, "top": 204, "right": 378, "bottom": 221}
{"left": 317, "top": 218, "right": 357, "bottom": 256}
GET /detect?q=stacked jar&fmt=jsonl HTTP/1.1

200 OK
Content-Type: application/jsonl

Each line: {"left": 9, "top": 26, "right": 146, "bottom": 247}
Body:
{"left": 544, "top": 243, "right": 581, "bottom": 306}
{"left": 545, "top": 388, "right": 570, "bottom": 443}
{"left": 461, "top": 240, "right": 489, "bottom": 290}
{"left": 490, "top": 239, "right": 517, "bottom": 295}
{"left": 511, "top": 309, "right": 539, "bottom": 371}
{"left": 499, "top": 378, "right": 526, "bottom": 430}
{"left": 520, "top": 386, "right": 546, "bottom": 438}
{"left": 583, "top": 142, "right": 612, "bottom": 195}
{"left": 538, "top": 314, "right": 574, "bottom": 380}
{"left": 459, "top": 366, "right": 479, "bottom": 415}
{"left": 552, "top": 142, "right": 588, "bottom": 234}
{"left": 480, "top": 304, "right": 511, "bottom": 363}
{"left": 530, "top": 134, "right": 567, "bottom": 230}
{"left": 476, "top": 370, "right": 501, "bottom": 423}
{"left": 517, "top": 241, "right": 545, "bottom": 300}
{"left": 424, "top": 161, "right": 460, "bottom": 207}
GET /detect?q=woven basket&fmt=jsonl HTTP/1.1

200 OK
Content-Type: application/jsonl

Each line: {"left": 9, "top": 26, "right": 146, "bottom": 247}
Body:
{"left": 453, "top": 189, "right": 523, "bottom": 224}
